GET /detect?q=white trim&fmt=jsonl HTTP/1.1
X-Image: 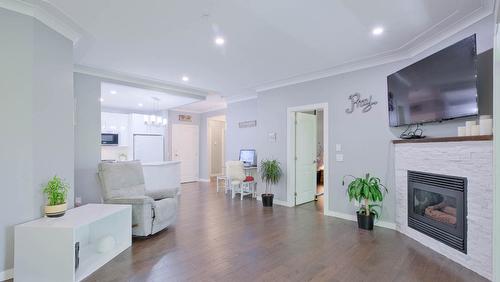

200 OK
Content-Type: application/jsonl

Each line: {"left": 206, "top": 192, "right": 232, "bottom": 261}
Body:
{"left": 324, "top": 210, "right": 397, "bottom": 230}
{"left": 172, "top": 105, "right": 227, "bottom": 114}
{"left": 0, "top": 268, "right": 13, "bottom": 281}
{"left": 198, "top": 178, "right": 210, "bottom": 182}
{"left": 0, "top": 0, "right": 83, "bottom": 44}
{"left": 255, "top": 4, "right": 493, "bottom": 93}
{"left": 226, "top": 95, "right": 258, "bottom": 104}
{"left": 287, "top": 103, "right": 329, "bottom": 214}
{"left": 74, "top": 64, "right": 211, "bottom": 99}
{"left": 256, "top": 196, "right": 294, "bottom": 207}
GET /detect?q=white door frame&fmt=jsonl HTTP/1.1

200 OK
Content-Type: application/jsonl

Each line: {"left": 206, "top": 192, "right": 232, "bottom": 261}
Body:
{"left": 287, "top": 103, "right": 329, "bottom": 214}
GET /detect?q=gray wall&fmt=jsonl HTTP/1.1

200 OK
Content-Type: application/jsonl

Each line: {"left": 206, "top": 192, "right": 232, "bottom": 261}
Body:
{"left": 245, "top": 15, "right": 494, "bottom": 223}
{"left": 226, "top": 99, "right": 259, "bottom": 161}
{"left": 0, "top": 8, "right": 74, "bottom": 273}
{"left": 74, "top": 73, "right": 102, "bottom": 204}
{"left": 199, "top": 109, "right": 226, "bottom": 180}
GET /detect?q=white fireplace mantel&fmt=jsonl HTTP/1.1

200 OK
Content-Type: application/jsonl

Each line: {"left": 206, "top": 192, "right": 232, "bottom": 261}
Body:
{"left": 394, "top": 140, "right": 493, "bottom": 280}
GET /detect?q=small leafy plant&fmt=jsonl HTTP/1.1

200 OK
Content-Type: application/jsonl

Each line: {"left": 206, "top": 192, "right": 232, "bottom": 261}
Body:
{"left": 342, "top": 173, "right": 388, "bottom": 218}
{"left": 260, "top": 159, "right": 282, "bottom": 195}
{"left": 43, "top": 176, "right": 69, "bottom": 206}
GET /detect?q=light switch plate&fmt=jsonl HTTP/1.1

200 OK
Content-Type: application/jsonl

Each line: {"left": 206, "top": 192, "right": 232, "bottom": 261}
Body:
{"left": 336, "top": 144, "right": 342, "bottom": 152}
{"left": 336, "top": 154, "right": 344, "bottom": 162}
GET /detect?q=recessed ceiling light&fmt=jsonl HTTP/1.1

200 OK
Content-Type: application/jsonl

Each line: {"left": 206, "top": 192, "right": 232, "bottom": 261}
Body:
{"left": 214, "top": 36, "right": 225, "bottom": 46}
{"left": 138, "top": 103, "right": 143, "bottom": 107}
{"left": 372, "top": 27, "right": 384, "bottom": 36}
{"left": 182, "top": 76, "right": 189, "bottom": 82}
{"left": 110, "top": 90, "right": 117, "bottom": 94}
{"left": 99, "top": 98, "right": 104, "bottom": 102}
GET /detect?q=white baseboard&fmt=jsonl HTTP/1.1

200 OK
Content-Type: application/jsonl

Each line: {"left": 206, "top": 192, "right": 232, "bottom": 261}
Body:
{"left": 198, "top": 178, "right": 210, "bottom": 182}
{"left": 324, "top": 210, "right": 396, "bottom": 230}
{"left": 256, "top": 196, "right": 294, "bottom": 207}
{"left": 0, "top": 268, "right": 13, "bottom": 281}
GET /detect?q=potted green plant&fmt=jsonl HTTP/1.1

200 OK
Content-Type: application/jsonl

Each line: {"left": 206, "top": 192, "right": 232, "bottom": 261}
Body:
{"left": 43, "top": 175, "right": 70, "bottom": 217}
{"left": 259, "top": 159, "right": 282, "bottom": 207}
{"left": 342, "top": 173, "right": 388, "bottom": 230}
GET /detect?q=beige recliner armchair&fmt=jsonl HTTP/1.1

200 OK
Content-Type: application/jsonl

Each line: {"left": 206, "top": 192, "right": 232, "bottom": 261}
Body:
{"left": 98, "top": 161, "right": 179, "bottom": 236}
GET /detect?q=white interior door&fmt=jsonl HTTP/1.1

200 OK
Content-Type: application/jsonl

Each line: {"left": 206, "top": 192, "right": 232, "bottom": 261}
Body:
{"left": 172, "top": 124, "right": 199, "bottom": 183}
{"left": 209, "top": 120, "right": 225, "bottom": 176}
{"left": 295, "top": 112, "right": 317, "bottom": 205}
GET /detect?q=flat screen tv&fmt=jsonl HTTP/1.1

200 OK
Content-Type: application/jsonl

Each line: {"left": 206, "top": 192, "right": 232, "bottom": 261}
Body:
{"left": 387, "top": 34, "right": 478, "bottom": 127}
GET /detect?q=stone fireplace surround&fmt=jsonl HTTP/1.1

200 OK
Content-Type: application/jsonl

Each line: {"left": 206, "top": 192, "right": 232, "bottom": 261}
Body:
{"left": 394, "top": 138, "right": 493, "bottom": 280}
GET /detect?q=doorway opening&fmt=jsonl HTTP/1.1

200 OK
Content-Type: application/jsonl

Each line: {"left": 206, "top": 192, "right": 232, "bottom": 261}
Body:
{"left": 287, "top": 103, "right": 329, "bottom": 215}
{"left": 207, "top": 115, "right": 226, "bottom": 179}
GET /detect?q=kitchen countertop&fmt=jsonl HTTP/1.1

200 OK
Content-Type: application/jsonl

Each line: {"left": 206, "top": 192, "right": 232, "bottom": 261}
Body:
{"left": 142, "top": 161, "right": 181, "bottom": 166}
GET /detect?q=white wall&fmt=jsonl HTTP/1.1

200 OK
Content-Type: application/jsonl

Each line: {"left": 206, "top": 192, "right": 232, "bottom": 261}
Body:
{"left": 231, "top": 15, "right": 494, "bottom": 223}
{"left": 0, "top": 8, "right": 74, "bottom": 275}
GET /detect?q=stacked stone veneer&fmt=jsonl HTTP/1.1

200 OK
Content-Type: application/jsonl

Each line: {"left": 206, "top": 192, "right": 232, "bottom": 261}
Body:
{"left": 395, "top": 141, "right": 493, "bottom": 280}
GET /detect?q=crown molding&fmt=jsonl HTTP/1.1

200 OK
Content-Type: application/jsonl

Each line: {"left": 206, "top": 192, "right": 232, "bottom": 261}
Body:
{"left": 171, "top": 104, "right": 227, "bottom": 114}
{"left": 0, "top": 0, "right": 83, "bottom": 44}
{"left": 74, "top": 64, "right": 212, "bottom": 99}
{"left": 226, "top": 94, "right": 258, "bottom": 104}
{"left": 255, "top": 2, "right": 493, "bottom": 93}
{"left": 255, "top": 51, "right": 408, "bottom": 92}
{"left": 406, "top": 0, "right": 494, "bottom": 57}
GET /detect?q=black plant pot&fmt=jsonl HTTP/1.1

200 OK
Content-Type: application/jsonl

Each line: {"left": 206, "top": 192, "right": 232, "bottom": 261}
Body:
{"left": 262, "top": 194, "right": 274, "bottom": 207}
{"left": 356, "top": 211, "right": 374, "bottom": 230}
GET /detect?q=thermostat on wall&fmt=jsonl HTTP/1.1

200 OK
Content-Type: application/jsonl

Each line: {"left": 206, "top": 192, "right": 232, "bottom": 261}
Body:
{"left": 268, "top": 132, "right": 277, "bottom": 142}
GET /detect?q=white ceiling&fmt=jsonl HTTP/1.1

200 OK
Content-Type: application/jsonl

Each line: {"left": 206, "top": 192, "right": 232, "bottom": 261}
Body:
{"left": 172, "top": 93, "right": 226, "bottom": 113}
{"left": 44, "top": 0, "right": 493, "bottom": 99}
{"left": 101, "top": 82, "right": 200, "bottom": 111}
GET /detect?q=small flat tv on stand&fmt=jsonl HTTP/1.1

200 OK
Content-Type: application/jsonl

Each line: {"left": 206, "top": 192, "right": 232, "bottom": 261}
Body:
{"left": 239, "top": 149, "right": 257, "bottom": 167}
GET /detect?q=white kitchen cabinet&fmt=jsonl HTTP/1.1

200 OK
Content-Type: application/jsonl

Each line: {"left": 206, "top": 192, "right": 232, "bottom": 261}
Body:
{"left": 101, "top": 112, "right": 130, "bottom": 146}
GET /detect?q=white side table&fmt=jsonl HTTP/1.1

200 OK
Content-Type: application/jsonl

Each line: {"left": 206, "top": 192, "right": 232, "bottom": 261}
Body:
{"left": 15, "top": 204, "right": 131, "bottom": 282}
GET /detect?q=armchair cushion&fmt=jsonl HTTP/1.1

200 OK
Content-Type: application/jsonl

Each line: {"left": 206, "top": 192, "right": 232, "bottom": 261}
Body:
{"left": 146, "top": 187, "right": 179, "bottom": 200}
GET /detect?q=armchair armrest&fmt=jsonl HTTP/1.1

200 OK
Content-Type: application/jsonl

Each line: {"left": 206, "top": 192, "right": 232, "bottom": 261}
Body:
{"left": 146, "top": 187, "right": 180, "bottom": 200}
{"left": 105, "top": 195, "right": 155, "bottom": 205}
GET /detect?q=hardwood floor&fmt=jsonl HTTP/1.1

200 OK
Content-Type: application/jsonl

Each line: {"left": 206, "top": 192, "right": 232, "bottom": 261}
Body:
{"left": 83, "top": 181, "right": 487, "bottom": 282}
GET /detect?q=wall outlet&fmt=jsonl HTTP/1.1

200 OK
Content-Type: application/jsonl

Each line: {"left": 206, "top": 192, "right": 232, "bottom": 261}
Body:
{"left": 336, "top": 154, "right": 344, "bottom": 162}
{"left": 336, "top": 144, "right": 342, "bottom": 152}
{"left": 75, "top": 197, "right": 82, "bottom": 207}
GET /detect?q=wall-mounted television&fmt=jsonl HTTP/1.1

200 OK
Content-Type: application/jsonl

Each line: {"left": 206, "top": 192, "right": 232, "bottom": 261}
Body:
{"left": 387, "top": 34, "right": 478, "bottom": 127}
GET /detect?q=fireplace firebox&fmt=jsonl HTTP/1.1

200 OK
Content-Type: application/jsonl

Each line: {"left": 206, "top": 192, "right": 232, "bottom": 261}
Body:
{"left": 408, "top": 171, "right": 467, "bottom": 253}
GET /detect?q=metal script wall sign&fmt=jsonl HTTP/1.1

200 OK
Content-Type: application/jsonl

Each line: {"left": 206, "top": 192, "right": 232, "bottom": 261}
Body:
{"left": 345, "top": 93, "right": 378, "bottom": 114}
{"left": 239, "top": 120, "right": 257, "bottom": 128}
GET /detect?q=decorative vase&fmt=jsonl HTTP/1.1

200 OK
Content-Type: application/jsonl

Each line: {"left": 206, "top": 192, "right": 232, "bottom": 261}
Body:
{"left": 356, "top": 211, "right": 374, "bottom": 230}
{"left": 44, "top": 203, "right": 67, "bottom": 217}
{"left": 262, "top": 194, "right": 274, "bottom": 207}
